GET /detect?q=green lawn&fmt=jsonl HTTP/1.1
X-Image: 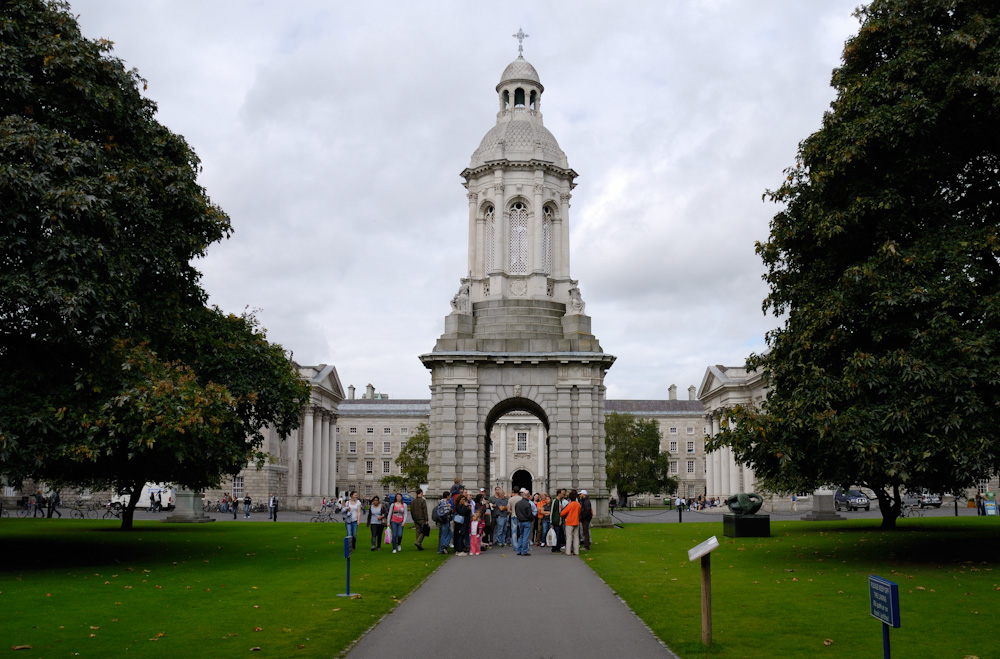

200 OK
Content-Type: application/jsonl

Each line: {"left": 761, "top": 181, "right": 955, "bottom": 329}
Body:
{"left": 0, "top": 519, "right": 444, "bottom": 657}
{"left": 586, "top": 518, "right": 999, "bottom": 658}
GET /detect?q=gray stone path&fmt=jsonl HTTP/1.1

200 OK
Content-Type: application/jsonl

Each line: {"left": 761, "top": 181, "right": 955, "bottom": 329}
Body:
{"left": 344, "top": 545, "right": 678, "bottom": 659}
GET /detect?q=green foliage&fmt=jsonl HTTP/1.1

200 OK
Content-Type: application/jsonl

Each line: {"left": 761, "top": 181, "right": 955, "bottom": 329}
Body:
{"left": 380, "top": 423, "right": 429, "bottom": 491}
{"left": 605, "top": 412, "right": 676, "bottom": 502}
{"left": 713, "top": 0, "right": 1000, "bottom": 528}
{"left": 0, "top": 0, "right": 308, "bottom": 525}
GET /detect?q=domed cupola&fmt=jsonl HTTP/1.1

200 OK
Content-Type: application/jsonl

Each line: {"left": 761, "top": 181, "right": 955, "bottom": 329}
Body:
{"left": 469, "top": 52, "right": 567, "bottom": 169}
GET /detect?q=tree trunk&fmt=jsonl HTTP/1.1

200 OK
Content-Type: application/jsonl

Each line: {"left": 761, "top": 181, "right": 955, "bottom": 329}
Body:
{"left": 120, "top": 481, "right": 143, "bottom": 531}
{"left": 873, "top": 487, "right": 899, "bottom": 530}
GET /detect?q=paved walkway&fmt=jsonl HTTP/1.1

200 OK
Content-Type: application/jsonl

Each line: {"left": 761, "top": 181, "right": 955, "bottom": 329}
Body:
{"left": 344, "top": 544, "right": 678, "bottom": 659}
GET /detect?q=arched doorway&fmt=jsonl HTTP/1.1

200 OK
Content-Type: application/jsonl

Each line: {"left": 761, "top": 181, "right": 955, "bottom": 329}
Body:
{"left": 511, "top": 469, "right": 533, "bottom": 494}
{"left": 484, "top": 397, "right": 549, "bottom": 495}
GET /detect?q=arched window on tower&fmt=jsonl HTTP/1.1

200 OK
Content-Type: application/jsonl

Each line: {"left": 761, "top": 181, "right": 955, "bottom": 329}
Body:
{"left": 485, "top": 205, "right": 495, "bottom": 274}
{"left": 514, "top": 88, "right": 525, "bottom": 107}
{"left": 542, "top": 205, "right": 553, "bottom": 274}
{"left": 530, "top": 90, "right": 537, "bottom": 111}
{"left": 503, "top": 90, "right": 510, "bottom": 111}
{"left": 509, "top": 201, "right": 528, "bottom": 274}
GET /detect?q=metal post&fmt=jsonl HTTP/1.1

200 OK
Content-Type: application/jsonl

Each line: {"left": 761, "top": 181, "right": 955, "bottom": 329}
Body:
{"left": 882, "top": 621, "right": 890, "bottom": 659}
{"left": 700, "top": 553, "right": 712, "bottom": 645}
{"left": 678, "top": 503, "right": 683, "bottom": 523}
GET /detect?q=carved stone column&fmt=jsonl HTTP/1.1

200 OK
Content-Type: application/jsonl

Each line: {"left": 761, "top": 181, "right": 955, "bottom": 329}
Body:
{"left": 301, "top": 407, "right": 314, "bottom": 496}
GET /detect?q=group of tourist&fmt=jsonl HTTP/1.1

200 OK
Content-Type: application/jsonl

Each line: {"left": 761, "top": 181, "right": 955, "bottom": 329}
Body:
{"left": 339, "top": 480, "right": 595, "bottom": 558}
{"left": 431, "top": 480, "right": 594, "bottom": 557}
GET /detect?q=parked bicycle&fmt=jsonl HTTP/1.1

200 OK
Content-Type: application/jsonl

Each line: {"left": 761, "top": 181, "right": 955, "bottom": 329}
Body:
{"left": 102, "top": 501, "right": 124, "bottom": 520}
{"left": 899, "top": 504, "right": 925, "bottom": 518}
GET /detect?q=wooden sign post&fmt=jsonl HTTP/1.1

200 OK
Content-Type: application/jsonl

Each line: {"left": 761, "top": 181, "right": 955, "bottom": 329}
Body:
{"left": 688, "top": 536, "right": 720, "bottom": 646}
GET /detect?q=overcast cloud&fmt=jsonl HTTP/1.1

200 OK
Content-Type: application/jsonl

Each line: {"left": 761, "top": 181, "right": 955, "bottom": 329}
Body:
{"left": 69, "top": 1, "right": 860, "bottom": 400}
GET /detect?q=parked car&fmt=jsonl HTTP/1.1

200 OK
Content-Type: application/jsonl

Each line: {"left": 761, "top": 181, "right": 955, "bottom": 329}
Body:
{"left": 834, "top": 488, "right": 870, "bottom": 511}
{"left": 903, "top": 491, "right": 942, "bottom": 508}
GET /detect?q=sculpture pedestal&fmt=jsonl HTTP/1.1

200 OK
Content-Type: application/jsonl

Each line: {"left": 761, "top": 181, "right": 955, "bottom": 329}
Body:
{"left": 802, "top": 490, "right": 844, "bottom": 521}
{"left": 162, "top": 489, "right": 215, "bottom": 523}
{"left": 723, "top": 514, "right": 770, "bottom": 538}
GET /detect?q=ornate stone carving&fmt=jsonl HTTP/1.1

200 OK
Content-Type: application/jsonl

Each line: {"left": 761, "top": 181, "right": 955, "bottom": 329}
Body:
{"left": 450, "top": 278, "right": 471, "bottom": 313}
{"left": 567, "top": 285, "right": 586, "bottom": 314}
{"left": 467, "top": 191, "right": 479, "bottom": 203}
{"left": 510, "top": 279, "right": 527, "bottom": 296}
{"left": 533, "top": 183, "right": 544, "bottom": 194}
{"left": 482, "top": 279, "right": 490, "bottom": 297}
{"left": 494, "top": 182, "right": 505, "bottom": 194}
{"left": 546, "top": 280, "right": 554, "bottom": 297}
{"left": 513, "top": 385, "right": 522, "bottom": 398}
{"left": 560, "top": 192, "right": 572, "bottom": 208}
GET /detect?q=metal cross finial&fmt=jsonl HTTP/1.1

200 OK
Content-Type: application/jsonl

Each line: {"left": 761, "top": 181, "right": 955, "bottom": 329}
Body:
{"left": 512, "top": 27, "right": 529, "bottom": 57}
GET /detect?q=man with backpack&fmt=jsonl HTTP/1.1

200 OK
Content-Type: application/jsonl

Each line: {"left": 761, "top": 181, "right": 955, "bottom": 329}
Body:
{"left": 432, "top": 491, "right": 453, "bottom": 555}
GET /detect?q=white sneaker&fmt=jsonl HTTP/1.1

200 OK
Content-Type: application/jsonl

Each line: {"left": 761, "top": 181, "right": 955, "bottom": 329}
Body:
{"left": 392, "top": 549, "right": 397, "bottom": 554}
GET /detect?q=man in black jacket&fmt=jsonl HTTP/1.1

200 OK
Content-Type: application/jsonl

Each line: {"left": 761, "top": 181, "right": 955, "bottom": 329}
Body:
{"left": 579, "top": 490, "right": 593, "bottom": 550}
{"left": 514, "top": 489, "right": 534, "bottom": 556}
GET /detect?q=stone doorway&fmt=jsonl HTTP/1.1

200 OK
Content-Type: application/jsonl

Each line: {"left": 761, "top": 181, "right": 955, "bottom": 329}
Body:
{"left": 511, "top": 469, "right": 533, "bottom": 494}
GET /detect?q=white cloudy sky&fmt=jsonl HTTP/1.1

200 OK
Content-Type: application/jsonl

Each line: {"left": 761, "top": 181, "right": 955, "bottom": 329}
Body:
{"left": 70, "top": 1, "right": 860, "bottom": 401}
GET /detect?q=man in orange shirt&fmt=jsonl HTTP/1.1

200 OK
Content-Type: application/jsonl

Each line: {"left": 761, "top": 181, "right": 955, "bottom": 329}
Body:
{"left": 560, "top": 489, "right": 582, "bottom": 556}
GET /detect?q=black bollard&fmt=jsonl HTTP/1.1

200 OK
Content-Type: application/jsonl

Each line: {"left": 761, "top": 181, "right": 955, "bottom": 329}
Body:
{"left": 678, "top": 504, "right": 683, "bottom": 523}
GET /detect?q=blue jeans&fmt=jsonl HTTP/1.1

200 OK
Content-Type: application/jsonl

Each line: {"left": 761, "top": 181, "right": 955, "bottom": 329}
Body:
{"left": 517, "top": 520, "right": 532, "bottom": 555}
{"left": 494, "top": 515, "right": 509, "bottom": 545}
{"left": 390, "top": 521, "right": 404, "bottom": 550}
{"left": 345, "top": 521, "right": 358, "bottom": 548}
{"left": 438, "top": 522, "right": 452, "bottom": 553}
{"left": 540, "top": 517, "right": 551, "bottom": 545}
{"left": 244, "top": 503, "right": 250, "bottom": 518}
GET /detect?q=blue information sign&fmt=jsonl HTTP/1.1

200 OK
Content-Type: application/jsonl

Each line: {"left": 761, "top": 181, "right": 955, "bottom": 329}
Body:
{"left": 869, "top": 575, "right": 901, "bottom": 628}
{"left": 985, "top": 500, "right": 998, "bottom": 516}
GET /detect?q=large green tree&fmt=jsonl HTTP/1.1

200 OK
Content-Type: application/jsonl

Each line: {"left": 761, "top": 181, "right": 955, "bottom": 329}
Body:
{"left": 380, "top": 423, "right": 429, "bottom": 492}
{"left": 712, "top": 0, "right": 1000, "bottom": 528}
{"left": 0, "top": 0, "right": 308, "bottom": 528}
{"left": 605, "top": 412, "right": 676, "bottom": 505}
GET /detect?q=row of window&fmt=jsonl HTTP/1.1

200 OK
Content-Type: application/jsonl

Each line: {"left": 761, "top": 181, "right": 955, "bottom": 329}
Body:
{"left": 667, "top": 426, "right": 707, "bottom": 435}
{"left": 340, "top": 460, "right": 403, "bottom": 476}
{"left": 341, "top": 427, "right": 409, "bottom": 435}
{"left": 668, "top": 441, "right": 697, "bottom": 454}
{"left": 336, "top": 440, "right": 407, "bottom": 455}
{"left": 669, "top": 460, "right": 698, "bottom": 474}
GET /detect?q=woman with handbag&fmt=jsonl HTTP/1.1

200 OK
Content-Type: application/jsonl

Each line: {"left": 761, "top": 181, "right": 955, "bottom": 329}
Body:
{"left": 389, "top": 493, "right": 407, "bottom": 553}
{"left": 367, "top": 495, "right": 387, "bottom": 551}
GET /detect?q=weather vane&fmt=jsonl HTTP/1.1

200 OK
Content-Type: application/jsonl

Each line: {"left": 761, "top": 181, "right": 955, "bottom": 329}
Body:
{"left": 512, "top": 27, "right": 529, "bottom": 57}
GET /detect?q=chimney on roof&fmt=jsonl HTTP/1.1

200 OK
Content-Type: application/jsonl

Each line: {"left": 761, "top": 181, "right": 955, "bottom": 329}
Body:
{"left": 366, "top": 383, "right": 375, "bottom": 400}
{"left": 688, "top": 385, "right": 697, "bottom": 400}
{"left": 348, "top": 385, "right": 355, "bottom": 400}
{"left": 668, "top": 384, "right": 677, "bottom": 400}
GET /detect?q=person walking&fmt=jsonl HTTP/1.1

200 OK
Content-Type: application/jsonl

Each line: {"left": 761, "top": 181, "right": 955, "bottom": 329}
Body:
{"left": 410, "top": 489, "right": 429, "bottom": 551}
{"left": 389, "top": 493, "right": 407, "bottom": 553}
{"left": 243, "top": 493, "right": 252, "bottom": 519}
{"left": 345, "top": 491, "right": 362, "bottom": 548}
{"left": 435, "top": 491, "right": 453, "bottom": 554}
{"left": 232, "top": 495, "right": 239, "bottom": 519}
{"left": 514, "top": 489, "right": 534, "bottom": 556}
{"left": 367, "top": 495, "right": 387, "bottom": 551}
{"left": 268, "top": 493, "right": 278, "bottom": 522}
{"left": 578, "top": 490, "right": 593, "bottom": 550}
{"left": 46, "top": 489, "right": 62, "bottom": 518}
{"left": 560, "top": 489, "right": 582, "bottom": 556}
{"left": 976, "top": 492, "right": 986, "bottom": 516}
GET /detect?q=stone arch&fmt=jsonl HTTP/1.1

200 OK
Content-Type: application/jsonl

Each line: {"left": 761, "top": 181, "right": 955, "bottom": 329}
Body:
{"left": 483, "top": 393, "right": 551, "bottom": 494}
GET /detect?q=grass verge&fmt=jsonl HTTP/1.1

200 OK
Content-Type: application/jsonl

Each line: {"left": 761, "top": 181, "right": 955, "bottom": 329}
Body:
{"left": 586, "top": 518, "right": 998, "bottom": 658}
{"left": 0, "top": 519, "right": 445, "bottom": 657}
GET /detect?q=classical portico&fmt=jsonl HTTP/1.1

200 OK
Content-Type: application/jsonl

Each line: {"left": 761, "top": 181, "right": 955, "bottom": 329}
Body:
{"left": 421, "top": 44, "right": 615, "bottom": 524}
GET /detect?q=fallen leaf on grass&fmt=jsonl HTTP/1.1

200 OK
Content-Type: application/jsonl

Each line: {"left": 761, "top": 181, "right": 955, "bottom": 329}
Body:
{"left": 281, "top": 628, "right": 291, "bottom": 633}
{"left": 332, "top": 608, "right": 340, "bottom": 612}
{"left": 89, "top": 634, "right": 96, "bottom": 638}
{"left": 254, "top": 627, "right": 263, "bottom": 632}
{"left": 253, "top": 605, "right": 259, "bottom": 609}
{"left": 250, "top": 647, "right": 261, "bottom": 651}
{"left": 351, "top": 594, "right": 363, "bottom": 599}
{"left": 916, "top": 586, "right": 925, "bottom": 591}
{"left": 823, "top": 639, "right": 834, "bottom": 646}
{"left": 297, "top": 644, "right": 306, "bottom": 649}
{"left": 11, "top": 646, "right": 33, "bottom": 650}
{"left": 90, "top": 626, "right": 99, "bottom": 630}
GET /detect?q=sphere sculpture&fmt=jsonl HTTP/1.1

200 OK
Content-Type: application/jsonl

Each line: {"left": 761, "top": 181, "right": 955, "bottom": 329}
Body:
{"left": 725, "top": 492, "right": 764, "bottom": 516}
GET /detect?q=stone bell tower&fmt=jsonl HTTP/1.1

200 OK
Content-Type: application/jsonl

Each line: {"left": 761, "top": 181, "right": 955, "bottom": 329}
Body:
{"left": 420, "top": 34, "right": 615, "bottom": 524}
